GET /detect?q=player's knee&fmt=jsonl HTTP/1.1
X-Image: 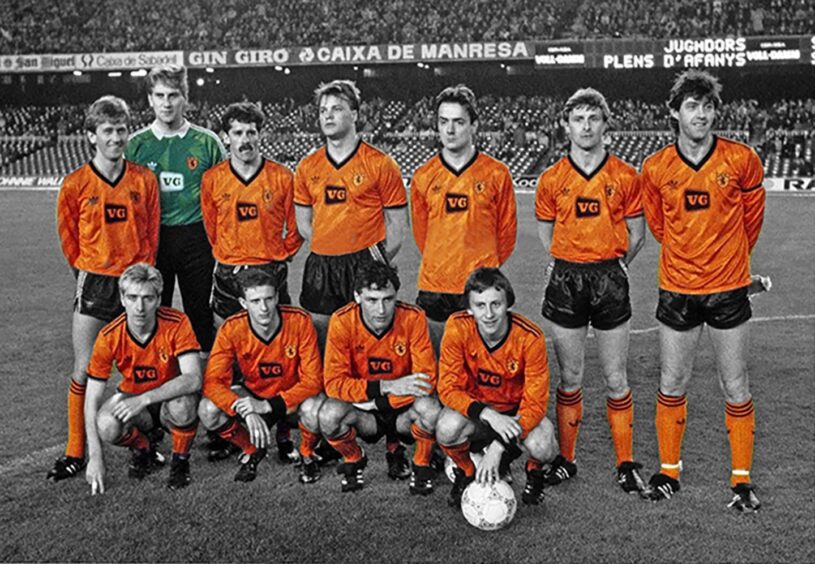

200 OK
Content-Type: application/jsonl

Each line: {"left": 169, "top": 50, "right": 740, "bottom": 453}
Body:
{"left": 298, "top": 394, "right": 325, "bottom": 431}
{"left": 318, "top": 398, "right": 349, "bottom": 438}
{"left": 720, "top": 371, "right": 751, "bottom": 404}
{"left": 96, "top": 411, "right": 123, "bottom": 444}
{"left": 412, "top": 396, "right": 442, "bottom": 430}
{"left": 163, "top": 394, "right": 199, "bottom": 427}
{"left": 435, "top": 408, "right": 468, "bottom": 446}
{"left": 604, "top": 370, "right": 629, "bottom": 398}
{"left": 525, "top": 418, "right": 557, "bottom": 463}
{"left": 197, "top": 397, "right": 224, "bottom": 430}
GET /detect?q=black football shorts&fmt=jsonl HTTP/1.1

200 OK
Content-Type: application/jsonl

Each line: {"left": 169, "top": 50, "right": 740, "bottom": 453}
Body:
{"left": 656, "top": 286, "right": 751, "bottom": 331}
{"left": 416, "top": 290, "right": 467, "bottom": 323}
{"left": 211, "top": 260, "right": 290, "bottom": 320}
{"left": 74, "top": 270, "right": 124, "bottom": 322}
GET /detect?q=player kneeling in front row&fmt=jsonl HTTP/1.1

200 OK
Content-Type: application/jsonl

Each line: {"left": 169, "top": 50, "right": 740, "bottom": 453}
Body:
{"left": 84, "top": 263, "right": 202, "bottom": 494}
{"left": 437, "top": 268, "right": 558, "bottom": 507}
{"left": 320, "top": 261, "right": 441, "bottom": 494}
{"left": 198, "top": 269, "right": 326, "bottom": 483}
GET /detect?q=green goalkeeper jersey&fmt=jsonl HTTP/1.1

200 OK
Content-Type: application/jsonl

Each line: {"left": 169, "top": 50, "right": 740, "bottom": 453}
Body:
{"left": 126, "top": 121, "right": 226, "bottom": 226}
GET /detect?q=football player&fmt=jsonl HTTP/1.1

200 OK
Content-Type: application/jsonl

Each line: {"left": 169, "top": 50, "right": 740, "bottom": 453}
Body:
{"left": 535, "top": 88, "right": 647, "bottom": 494}
{"left": 198, "top": 269, "right": 325, "bottom": 483}
{"left": 640, "top": 70, "right": 766, "bottom": 512}
{"left": 293, "top": 80, "right": 408, "bottom": 351}
{"left": 436, "top": 268, "right": 558, "bottom": 507}
{"left": 84, "top": 263, "right": 202, "bottom": 493}
{"left": 411, "top": 85, "right": 517, "bottom": 351}
{"left": 50, "top": 96, "right": 159, "bottom": 482}
{"left": 319, "top": 261, "right": 440, "bottom": 495}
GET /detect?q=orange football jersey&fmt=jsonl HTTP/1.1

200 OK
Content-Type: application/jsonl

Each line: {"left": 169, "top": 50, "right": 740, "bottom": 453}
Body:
{"left": 438, "top": 311, "right": 549, "bottom": 438}
{"left": 411, "top": 152, "right": 517, "bottom": 293}
{"left": 86, "top": 307, "right": 201, "bottom": 394}
{"left": 324, "top": 302, "right": 436, "bottom": 408}
{"left": 201, "top": 159, "right": 302, "bottom": 265}
{"left": 203, "top": 306, "right": 323, "bottom": 416}
{"left": 293, "top": 141, "right": 406, "bottom": 256}
{"left": 56, "top": 161, "right": 159, "bottom": 276}
{"left": 536, "top": 153, "right": 642, "bottom": 262}
{"left": 640, "top": 136, "right": 765, "bottom": 293}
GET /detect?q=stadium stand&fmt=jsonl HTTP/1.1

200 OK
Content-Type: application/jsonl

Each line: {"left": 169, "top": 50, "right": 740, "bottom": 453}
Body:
{"left": 1, "top": 96, "right": 811, "bottom": 178}
{"left": 0, "top": 0, "right": 809, "bottom": 54}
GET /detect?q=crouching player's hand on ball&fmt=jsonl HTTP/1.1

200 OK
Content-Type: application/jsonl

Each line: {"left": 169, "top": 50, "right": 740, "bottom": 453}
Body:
{"left": 86, "top": 458, "right": 105, "bottom": 495}
{"left": 476, "top": 442, "right": 505, "bottom": 484}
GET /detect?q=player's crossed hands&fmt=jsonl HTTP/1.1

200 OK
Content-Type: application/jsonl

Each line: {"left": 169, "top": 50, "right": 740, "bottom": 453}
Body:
{"left": 232, "top": 397, "right": 272, "bottom": 448}
{"left": 110, "top": 394, "right": 149, "bottom": 424}
{"left": 480, "top": 409, "right": 522, "bottom": 443}
{"left": 381, "top": 373, "right": 433, "bottom": 397}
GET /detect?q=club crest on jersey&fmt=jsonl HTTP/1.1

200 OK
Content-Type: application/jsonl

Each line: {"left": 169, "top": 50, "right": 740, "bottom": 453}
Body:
{"left": 130, "top": 191, "right": 141, "bottom": 203}
{"left": 474, "top": 181, "right": 486, "bottom": 194}
{"left": 605, "top": 184, "right": 616, "bottom": 198}
{"left": 236, "top": 201, "right": 259, "bottom": 221}
{"left": 368, "top": 357, "right": 393, "bottom": 375}
{"left": 325, "top": 185, "right": 347, "bottom": 205}
{"left": 684, "top": 189, "right": 710, "bottom": 211}
{"left": 104, "top": 204, "right": 128, "bottom": 223}
{"left": 506, "top": 358, "right": 519, "bottom": 374}
{"left": 477, "top": 369, "right": 503, "bottom": 388}
{"left": 187, "top": 156, "right": 199, "bottom": 171}
{"left": 134, "top": 365, "right": 158, "bottom": 383}
{"left": 393, "top": 341, "right": 407, "bottom": 357}
{"left": 353, "top": 172, "right": 365, "bottom": 186}
{"left": 716, "top": 172, "right": 730, "bottom": 188}
{"left": 576, "top": 197, "right": 600, "bottom": 218}
{"left": 285, "top": 345, "right": 297, "bottom": 359}
{"left": 445, "top": 193, "right": 469, "bottom": 212}
{"left": 159, "top": 349, "right": 169, "bottom": 363}
{"left": 259, "top": 362, "right": 284, "bottom": 379}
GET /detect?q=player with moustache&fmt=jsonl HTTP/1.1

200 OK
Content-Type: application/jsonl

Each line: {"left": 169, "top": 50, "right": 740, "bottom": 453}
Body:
{"left": 318, "top": 261, "right": 441, "bottom": 495}
{"left": 198, "top": 269, "right": 326, "bottom": 483}
{"left": 436, "top": 268, "right": 558, "bottom": 508}
{"left": 293, "top": 80, "right": 408, "bottom": 350}
{"left": 50, "top": 96, "right": 159, "bottom": 483}
{"left": 640, "top": 70, "right": 766, "bottom": 512}
{"left": 411, "top": 85, "right": 517, "bottom": 351}
{"left": 84, "top": 264, "right": 202, "bottom": 493}
{"left": 126, "top": 65, "right": 226, "bottom": 357}
{"left": 535, "top": 88, "right": 647, "bottom": 495}
{"left": 201, "top": 101, "right": 302, "bottom": 327}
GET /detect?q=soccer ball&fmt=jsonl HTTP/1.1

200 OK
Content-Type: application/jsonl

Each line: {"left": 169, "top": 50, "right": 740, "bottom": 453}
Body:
{"left": 460, "top": 480, "right": 517, "bottom": 531}
{"left": 444, "top": 451, "right": 484, "bottom": 483}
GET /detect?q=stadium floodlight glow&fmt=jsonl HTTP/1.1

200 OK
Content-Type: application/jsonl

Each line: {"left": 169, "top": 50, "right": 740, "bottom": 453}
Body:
{"left": 195, "top": 77, "right": 205, "bottom": 86}
{"left": 205, "top": 67, "right": 214, "bottom": 73}
{"left": 107, "top": 71, "right": 122, "bottom": 77}
{"left": 130, "top": 69, "right": 147, "bottom": 77}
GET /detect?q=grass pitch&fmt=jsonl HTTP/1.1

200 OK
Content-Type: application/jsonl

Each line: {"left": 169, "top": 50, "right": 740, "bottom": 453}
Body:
{"left": 0, "top": 191, "right": 813, "bottom": 563}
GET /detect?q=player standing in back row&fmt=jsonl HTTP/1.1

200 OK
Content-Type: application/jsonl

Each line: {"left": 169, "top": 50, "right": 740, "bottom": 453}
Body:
{"left": 640, "top": 70, "right": 766, "bottom": 512}
{"left": 293, "top": 80, "right": 408, "bottom": 350}
{"left": 410, "top": 85, "right": 517, "bottom": 350}
{"left": 126, "top": 64, "right": 226, "bottom": 355}
{"left": 535, "top": 88, "right": 647, "bottom": 495}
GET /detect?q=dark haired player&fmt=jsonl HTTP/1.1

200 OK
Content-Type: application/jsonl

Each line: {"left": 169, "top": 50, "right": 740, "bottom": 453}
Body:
{"left": 201, "top": 101, "right": 302, "bottom": 326}
{"left": 640, "top": 69, "right": 766, "bottom": 511}
{"left": 319, "top": 261, "right": 440, "bottom": 494}
{"left": 436, "top": 267, "right": 558, "bottom": 507}
{"left": 198, "top": 269, "right": 325, "bottom": 483}
{"left": 50, "top": 96, "right": 159, "bottom": 482}
{"left": 293, "top": 79, "right": 408, "bottom": 349}
{"left": 535, "top": 88, "right": 647, "bottom": 494}
{"left": 84, "top": 263, "right": 201, "bottom": 493}
{"left": 411, "top": 84, "right": 517, "bottom": 349}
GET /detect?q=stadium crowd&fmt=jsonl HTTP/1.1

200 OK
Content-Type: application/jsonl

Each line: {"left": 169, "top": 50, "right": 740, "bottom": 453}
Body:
{"left": 0, "top": 0, "right": 809, "bottom": 54}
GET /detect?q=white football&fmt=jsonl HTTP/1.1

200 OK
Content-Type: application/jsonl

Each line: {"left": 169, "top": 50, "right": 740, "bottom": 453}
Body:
{"left": 444, "top": 451, "right": 484, "bottom": 483}
{"left": 460, "top": 479, "right": 517, "bottom": 531}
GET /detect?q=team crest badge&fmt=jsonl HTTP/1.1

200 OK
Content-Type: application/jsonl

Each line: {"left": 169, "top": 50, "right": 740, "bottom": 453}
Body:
{"left": 159, "top": 348, "right": 169, "bottom": 363}
{"left": 506, "top": 358, "right": 519, "bottom": 374}
{"left": 353, "top": 172, "right": 364, "bottom": 186}
{"left": 130, "top": 191, "right": 140, "bottom": 203}
{"left": 187, "top": 156, "right": 198, "bottom": 171}
{"left": 605, "top": 184, "right": 615, "bottom": 198}
{"left": 716, "top": 172, "right": 730, "bottom": 187}
{"left": 394, "top": 341, "right": 407, "bottom": 356}
{"left": 264, "top": 190, "right": 274, "bottom": 211}
{"left": 474, "top": 181, "right": 486, "bottom": 194}
{"left": 285, "top": 345, "right": 297, "bottom": 359}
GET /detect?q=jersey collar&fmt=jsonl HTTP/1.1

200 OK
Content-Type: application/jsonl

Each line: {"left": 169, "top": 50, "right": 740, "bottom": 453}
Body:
{"left": 478, "top": 313, "right": 513, "bottom": 354}
{"left": 230, "top": 159, "right": 265, "bottom": 186}
{"left": 248, "top": 308, "right": 283, "bottom": 345}
{"left": 440, "top": 149, "right": 479, "bottom": 177}
{"left": 150, "top": 119, "right": 191, "bottom": 140}
{"left": 326, "top": 139, "right": 361, "bottom": 170}
{"left": 567, "top": 151, "right": 609, "bottom": 181}
{"left": 675, "top": 135, "right": 718, "bottom": 172}
{"left": 126, "top": 317, "right": 158, "bottom": 350}
{"left": 89, "top": 159, "right": 126, "bottom": 188}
